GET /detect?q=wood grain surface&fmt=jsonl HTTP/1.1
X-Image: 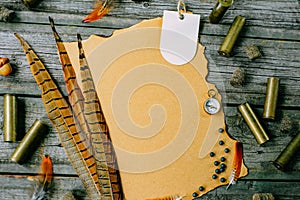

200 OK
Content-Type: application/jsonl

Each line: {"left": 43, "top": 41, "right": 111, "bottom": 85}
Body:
{"left": 0, "top": 0, "right": 299, "bottom": 199}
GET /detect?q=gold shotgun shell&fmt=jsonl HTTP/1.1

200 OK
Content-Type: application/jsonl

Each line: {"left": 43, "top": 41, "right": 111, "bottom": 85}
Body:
{"left": 209, "top": 0, "right": 233, "bottom": 24}
{"left": 263, "top": 77, "right": 280, "bottom": 120}
{"left": 3, "top": 94, "right": 17, "bottom": 142}
{"left": 273, "top": 132, "right": 300, "bottom": 171}
{"left": 218, "top": 15, "right": 246, "bottom": 57}
{"left": 238, "top": 103, "right": 270, "bottom": 145}
{"left": 10, "top": 119, "right": 48, "bottom": 164}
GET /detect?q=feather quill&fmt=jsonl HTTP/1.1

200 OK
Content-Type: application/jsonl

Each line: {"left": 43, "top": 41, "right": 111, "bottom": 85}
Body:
{"left": 14, "top": 33, "right": 102, "bottom": 200}
{"left": 31, "top": 155, "right": 53, "bottom": 200}
{"left": 82, "top": 0, "right": 113, "bottom": 23}
{"left": 226, "top": 141, "right": 243, "bottom": 190}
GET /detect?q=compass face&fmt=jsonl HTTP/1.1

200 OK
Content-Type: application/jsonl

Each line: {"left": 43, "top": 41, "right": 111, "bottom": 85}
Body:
{"left": 204, "top": 98, "right": 221, "bottom": 114}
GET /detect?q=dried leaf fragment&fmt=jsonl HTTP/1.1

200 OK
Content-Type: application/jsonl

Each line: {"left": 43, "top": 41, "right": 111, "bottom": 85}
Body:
{"left": 0, "top": 6, "right": 15, "bottom": 22}
{"left": 244, "top": 45, "right": 262, "bottom": 60}
{"left": 230, "top": 67, "right": 246, "bottom": 87}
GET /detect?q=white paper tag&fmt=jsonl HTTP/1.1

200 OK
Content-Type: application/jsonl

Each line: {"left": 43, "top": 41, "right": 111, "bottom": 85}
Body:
{"left": 160, "top": 10, "right": 200, "bottom": 65}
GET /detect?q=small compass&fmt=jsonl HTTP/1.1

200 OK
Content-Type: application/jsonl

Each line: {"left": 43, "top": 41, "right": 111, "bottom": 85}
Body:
{"left": 204, "top": 89, "right": 221, "bottom": 115}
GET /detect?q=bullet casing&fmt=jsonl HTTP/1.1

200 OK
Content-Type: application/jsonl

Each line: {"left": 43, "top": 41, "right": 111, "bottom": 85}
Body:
{"left": 209, "top": 0, "right": 233, "bottom": 24}
{"left": 273, "top": 132, "right": 300, "bottom": 171}
{"left": 263, "top": 77, "right": 280, "bottom": 120}
{"left": 218, "top": 15, "right": 246, "bottom": 57}
{"left": 10, "top": 119, "right": 47, "bottom": 164}
{"left": 238, "top": 103, "right": 270, "bottom": 145}
{"left": 3, "top": 94, "right": 17, "bottom": 142}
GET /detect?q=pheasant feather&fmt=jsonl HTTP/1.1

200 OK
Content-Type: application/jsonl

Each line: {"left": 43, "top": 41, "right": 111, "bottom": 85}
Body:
{"left": 14, "top": 33, "right": 102, "bottom": 200}
{"left": 49, "top": 17, "right": 114, "bottom": 199}
{"left": 77, "top": 33, "right": 123, "bottom": 200}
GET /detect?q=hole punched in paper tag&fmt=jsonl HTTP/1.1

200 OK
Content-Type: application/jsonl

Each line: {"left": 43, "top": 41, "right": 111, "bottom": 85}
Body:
{"left": 160, "top": 1, "right": 200, "bottom": 65}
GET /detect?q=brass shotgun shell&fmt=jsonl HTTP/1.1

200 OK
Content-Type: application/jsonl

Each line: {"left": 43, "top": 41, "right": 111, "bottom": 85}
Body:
{"left": 10, "top": 119, "right": 47, "bottom": 164}
{"left": 209, "top": 0, "right": 233, "bottom": 24}
{"left": 238, "top": 103, "right": 269, "bottom": 145}
{"left": 218, "top": 15, "right": 246, "bottom": 57}
{"left": 273, "top": 132, "right": 300, "bottom": 171}
{"left": 3, "top": 94, "right": 17, "bottom": 142}
{"left": 263, "top": 77, "right": 280, "bottom": 120}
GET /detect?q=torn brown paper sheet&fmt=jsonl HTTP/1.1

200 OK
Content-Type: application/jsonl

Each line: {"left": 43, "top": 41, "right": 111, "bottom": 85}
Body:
{"left": 64, "top": 17, "right": 248, "bottom": 200}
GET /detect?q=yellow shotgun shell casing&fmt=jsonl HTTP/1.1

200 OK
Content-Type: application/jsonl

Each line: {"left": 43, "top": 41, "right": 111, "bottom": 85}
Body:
{"left": 238, "top": 103, "right": 270, "bottom": 145}
{"left": 10, "top": 119, "right": 48, "bottom": 164}
{"left": 218, "top": 15, "right": 246, "bottom": 57}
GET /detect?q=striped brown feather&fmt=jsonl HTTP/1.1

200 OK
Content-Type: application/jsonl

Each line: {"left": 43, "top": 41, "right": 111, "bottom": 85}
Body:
{"left": 48, "top": 17, "right": 113, "bottom": 199}
{"left": 48, "top": 17, "right": 90, "bottom": 148}
{"left": 14, "top": 33, "right": 102, "bottom": 200}
{"left": 77, "top": 33, "right": 124, "bottom": 200}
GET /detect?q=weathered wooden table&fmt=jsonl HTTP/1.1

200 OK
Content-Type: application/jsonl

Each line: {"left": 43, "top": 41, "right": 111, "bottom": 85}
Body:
{"left": 0, "top": 0, "right": 299, "bottom": 199}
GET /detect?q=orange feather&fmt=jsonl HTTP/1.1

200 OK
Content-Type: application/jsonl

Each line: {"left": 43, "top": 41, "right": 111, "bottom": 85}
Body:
{"left": 31, "top": 155, "right": 53, "bottom": 200}
{"left": 40, "top": 155, "right": 53, "bottom": 183}
{"left": 82, "top": 0, "right": 113, "bottom": 23}
{"left": 226, "top": 141, "right": 243, "bottom": 190}
{"left": 233, "top": 141, "right": 243, "bottom": 180}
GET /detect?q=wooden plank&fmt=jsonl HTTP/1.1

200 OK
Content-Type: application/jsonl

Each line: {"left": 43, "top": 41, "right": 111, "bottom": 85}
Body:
{"left": 198, "top": 181, "right": 300, "bottom": 200}
{"left": 0, "top": 0, "right": 299, "bottom": 199}
{"left": 0, "top": 96, "right": 298, "bottom": 180}
{"left": 4, "top": 11, "right": 299, "bottom": 41}
{"left": 0, "top": 175, "right": 299, "bottom": 200}
{"left": 2, "top": 0, "right": 299, "bottom": 29}
{"left": 0, "top": 175, "right": 87, "bottom": 200}
{"left": 0, "top": 24, "right": 299, "bottom": 105}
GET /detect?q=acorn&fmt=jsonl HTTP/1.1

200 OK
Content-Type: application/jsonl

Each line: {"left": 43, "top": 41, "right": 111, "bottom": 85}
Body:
{"left": 0, "top": 57, "right": 12, "bottom": 76}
